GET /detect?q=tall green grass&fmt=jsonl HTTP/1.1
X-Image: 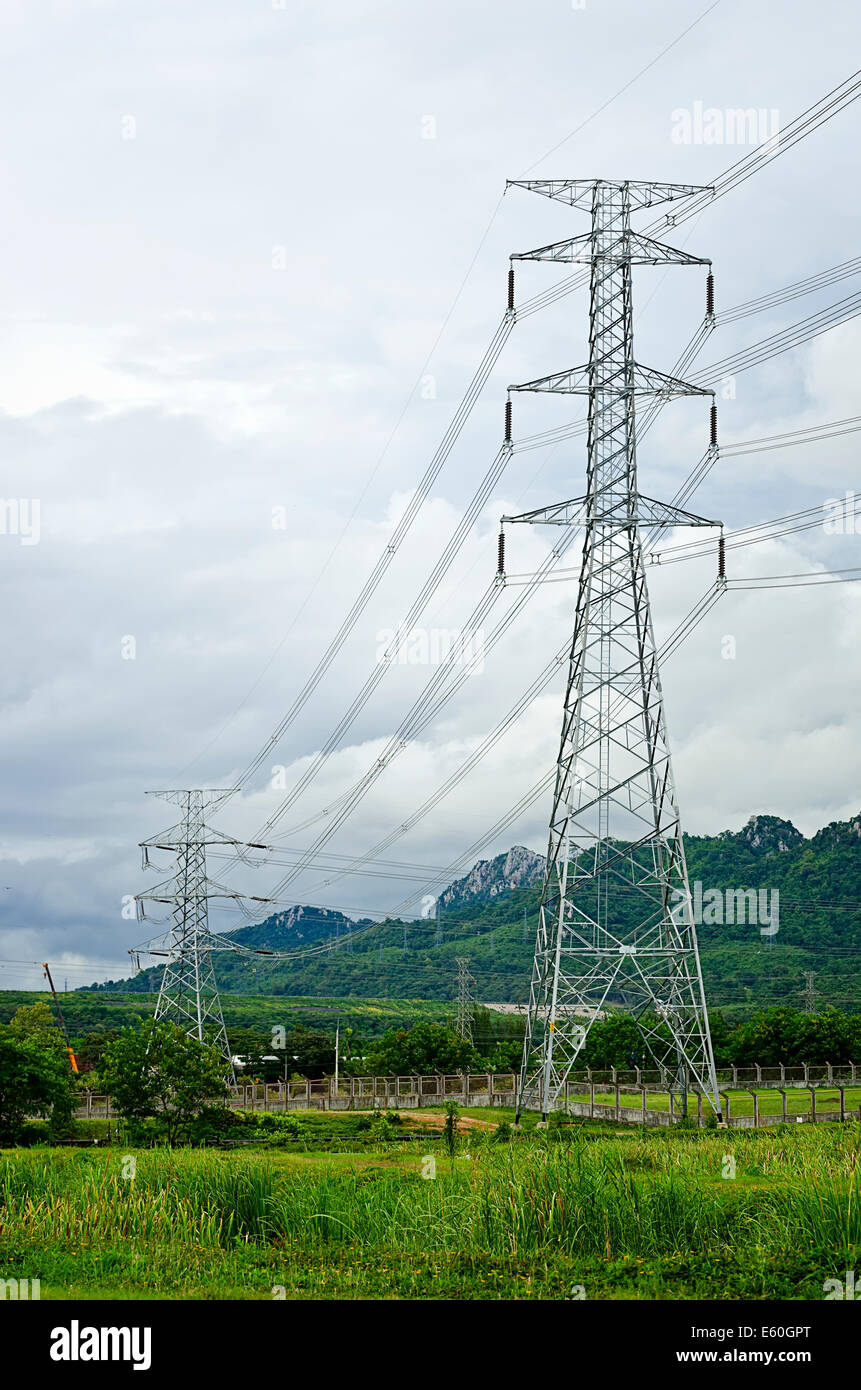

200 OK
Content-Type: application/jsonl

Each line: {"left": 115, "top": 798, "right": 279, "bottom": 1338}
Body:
{"left": 1, "top": 1125, "right": 858, "bottom": 1268}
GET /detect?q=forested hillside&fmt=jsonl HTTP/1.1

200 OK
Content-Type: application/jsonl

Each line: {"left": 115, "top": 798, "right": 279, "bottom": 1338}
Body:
{"left": 83, "top": 813, "right": 861, "bottom": 1017}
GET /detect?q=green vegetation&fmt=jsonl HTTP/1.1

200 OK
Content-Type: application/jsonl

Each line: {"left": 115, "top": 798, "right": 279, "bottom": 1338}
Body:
{"left": 365, "top": 1019, "right": 520, "bottom": 1074}
{"left": 0, "top": 1004, "right": 75, "bottom": 1143}
{"left": 1, "top": 1122, "right": 858, "bottom": 1300}
{"left": 100, "top": 1021, "right": 229, "bottom": 1145}
{"left": 0, "top": 992, "right": 459, "bottom": 1046}
{"left": 66, "top": 811, "right": 861, "bottom": 1015}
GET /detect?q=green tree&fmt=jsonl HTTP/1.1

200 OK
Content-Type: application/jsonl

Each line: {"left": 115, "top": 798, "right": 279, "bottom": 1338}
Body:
{"left": 582, "top": 1013, "right": 648, "bottom": 1068}
{"left": 283, "top": 1024, "right": 336, "bottom": 1078}
{"left": 483, "top": 1039, "right": 523, "bottom": 1072}
{"left": 0, "top": 1026, "right": 73, "bottom": 1143}
{"left": 366, "top": 1022, "right": 479, "bottom": 1075}
{"left": 100, "top": 1020, "right": 230, "bottom": 1145}
{"left": 8, "top": 1000, "right": 67, "bottom": 1048}
{"left": 73, "top": 1028, "right": 120, "bottom": 1072}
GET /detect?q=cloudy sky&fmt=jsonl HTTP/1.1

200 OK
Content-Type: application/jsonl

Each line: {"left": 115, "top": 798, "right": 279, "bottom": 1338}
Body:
{"left": 1, "top": 0, "right": 860, "bottom": 988}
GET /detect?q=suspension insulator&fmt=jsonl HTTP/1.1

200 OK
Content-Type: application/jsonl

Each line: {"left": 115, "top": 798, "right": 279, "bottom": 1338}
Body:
{"left": 718, "top": 533, "right": 726, "bottom": 580}
{"left": 507, "top": 265, "right": 515, "bottom": 312}
{"left": 710, "top": 403, "right": 718, "bottom": 448}
{"left": 706, "top": 272, "right": 715, "bottom": 317}
{"left": 497, "top": 529, "right": 505, "bottom": 576}
{"left": 505, "top": 399, "right": 512, "bottom": 443}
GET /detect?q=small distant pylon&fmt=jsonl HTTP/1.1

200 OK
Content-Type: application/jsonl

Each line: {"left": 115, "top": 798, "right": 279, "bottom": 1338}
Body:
{"left": 455, "top": 957, "right": 476, "bottom": 1044}
{"left": 136, "top": 788, "right": 271, "bottom": 1081}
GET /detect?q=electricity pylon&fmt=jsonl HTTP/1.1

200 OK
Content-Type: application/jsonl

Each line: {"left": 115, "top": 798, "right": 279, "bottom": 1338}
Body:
{"left": 455, "top": 957, "right": 476, "bottom": 1044}
{"left": 506, "top": 179, "right": 722, "bottom": 1121}
{"left": 137, "top": 788, "right": 271, "bottom": 1081}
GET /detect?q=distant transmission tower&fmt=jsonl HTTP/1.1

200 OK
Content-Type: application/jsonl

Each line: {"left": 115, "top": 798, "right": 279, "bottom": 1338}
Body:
{"left": 802, "top": 970, "right": 818, "bottom": 1013}
{"left": 506, "top": 179, "right": 722, "bottom": 1120}
{"left": 137, "top": 789, "right": 270, "bottom": 1081}
{"left": 455, "top": 957, "right": 476, "bottom": 1044}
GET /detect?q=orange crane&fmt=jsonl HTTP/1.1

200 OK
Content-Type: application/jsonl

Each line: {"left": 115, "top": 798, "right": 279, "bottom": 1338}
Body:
{"left": 42, "top": 963, "right": 80, "bottom": 1074}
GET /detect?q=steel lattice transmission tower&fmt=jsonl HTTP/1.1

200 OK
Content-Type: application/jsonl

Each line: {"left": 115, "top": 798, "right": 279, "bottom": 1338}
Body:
{"left": 455, "top": 957, "right": 476, "bottom": 1044}
{"left": 505, "top": 179, "right": 722, "bottom": 1121}
{"left": 137, "top": 789, "right": 270, "bottom": 1081}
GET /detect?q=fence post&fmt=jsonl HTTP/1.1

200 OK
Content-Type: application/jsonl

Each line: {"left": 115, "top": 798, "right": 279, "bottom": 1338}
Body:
{"left": 809, "top": 1087, "right": 817, "bottom": 1124}
{"left": 589, "top": 1080, "right": 595, "bottom": 1119}
{"left": 779, "top": 1063, "right": 785, "bottom": 1084}
{"left": 697, "top": 1091, "right": 703, "bottom": 1127}
{"left": 827, "top": 1061, "right": 833, "bottom": 1083}
{"left": 615, "top": 1081, "right": 620, "bottom": 1119}
{"left": 748, "top": 1089, "right": 759, "bottom": 1127}
{"left": 778, "top": 1088, "right": 787, "bottom": 1122}
{"left": 839, "top": 1086, "right": 845, "bottom": 1122}
{"left": 803, "top": 1063, "right": 809, "bottom": 1084}
{"left": 754, "top": 1064, "right": 761, "bottom": 1085}
{"left": 724, "top": 1093, "right": 731, "bottom": 1125}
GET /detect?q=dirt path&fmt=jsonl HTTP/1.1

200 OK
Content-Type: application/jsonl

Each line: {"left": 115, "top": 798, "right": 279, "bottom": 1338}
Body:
{"left": 404, "top": 1109, "right": 498, "bottom": 1132}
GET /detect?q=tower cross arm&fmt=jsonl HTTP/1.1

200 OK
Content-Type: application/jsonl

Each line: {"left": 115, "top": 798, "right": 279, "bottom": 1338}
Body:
{"left": 512, "top": 231, "right": 710, "bottom": 267}
{"left": 501, "top": 494, "right": 720, "bottom": 529}
{"left": 508, "top": 363, "right": 714, "bottom": 398}
{"left": 505, "top": 179, "right": 712, "bottom": 210}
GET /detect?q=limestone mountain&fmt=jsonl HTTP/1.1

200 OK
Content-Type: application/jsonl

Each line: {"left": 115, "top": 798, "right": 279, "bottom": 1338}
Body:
{"left": 437, "top": 845, "right": 545, "bottom": 912}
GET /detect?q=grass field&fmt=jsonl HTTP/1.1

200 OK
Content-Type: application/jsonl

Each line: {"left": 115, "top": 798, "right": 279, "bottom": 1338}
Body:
{"left": 1, "top": 1115, "right": 859, "bottom": 1300}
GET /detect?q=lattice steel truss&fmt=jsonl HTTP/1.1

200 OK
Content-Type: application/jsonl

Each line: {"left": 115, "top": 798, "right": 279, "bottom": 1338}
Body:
{"left": 455, "top": 956, "right": 476, "bottom": 1044}
{"left": 507, "top": 179, "right": 722, "bottom": 1120}
{"left": 137, "top": 788, "right": 268, "bottom": 1080}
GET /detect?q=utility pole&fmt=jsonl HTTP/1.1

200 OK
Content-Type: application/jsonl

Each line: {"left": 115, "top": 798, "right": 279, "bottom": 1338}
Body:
{"left": 455, "top": 957, "right": 476, "bottom": 1044}
{"left": 136, "top": 789, "right": 272, "bottom": 1082}
{"left": 505, "top": 179, "right": 722, "bottom": 1122}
